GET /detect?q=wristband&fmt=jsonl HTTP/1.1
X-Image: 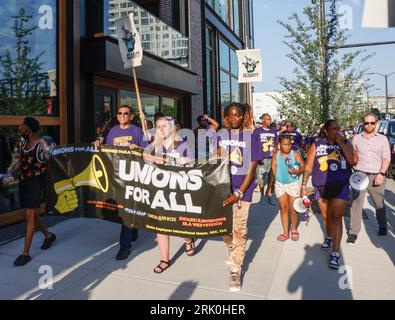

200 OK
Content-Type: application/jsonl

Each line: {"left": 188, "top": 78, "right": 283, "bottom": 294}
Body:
{"left": 378, "top": 172, "right": 385, "bottom": 177}
{"left": 233, "top": 189, "right": 244, "bottom": 200}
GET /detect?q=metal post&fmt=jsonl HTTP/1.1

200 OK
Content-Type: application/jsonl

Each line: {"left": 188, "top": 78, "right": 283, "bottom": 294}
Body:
{"left": 385, "top": 74, "right": 389, "bottom": 118}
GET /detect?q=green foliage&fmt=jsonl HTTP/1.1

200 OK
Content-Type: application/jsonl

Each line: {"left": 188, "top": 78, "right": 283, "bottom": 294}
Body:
{"left": 275, "top": 0, "right": 373, "bottom": 133}
{"left": 0, "top": 8, "right": 46, "bottom": 116}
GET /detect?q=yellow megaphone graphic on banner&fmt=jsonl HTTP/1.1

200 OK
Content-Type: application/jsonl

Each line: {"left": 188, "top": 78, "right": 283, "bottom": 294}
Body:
{"left": 54, "top": 155, "right": 109, "bottom": 214}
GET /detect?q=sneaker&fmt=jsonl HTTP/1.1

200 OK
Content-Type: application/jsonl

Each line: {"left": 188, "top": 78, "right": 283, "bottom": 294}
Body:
{"left": 14, "top": 255, "right": 32, "bottom": 267}
{"left": 329, "top": 251, "right": 340, "bottom": 269}
{"left": 116, "top": 247, "right": 131, "bottom": 260}
{"left": 378, "top": 227, "right": 387, "bottom": 236}
{"left": 131, "top": 228, "right": 139, "bottom": 242}
{"left": 320, "top": 236, "right": 332, "bottom": 251}
{"left": 229, "top": 270, "right": 241, "bottom": 292}
{"left": 346, "top": 234, "right": 357, "bottom": 245}
{"left": 41, "top": 233, "right": 56, "bottom": 250}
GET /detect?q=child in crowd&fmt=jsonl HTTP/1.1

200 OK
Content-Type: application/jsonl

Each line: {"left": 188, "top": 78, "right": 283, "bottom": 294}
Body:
{"left": 271, "top": 135, "right": 305, "bottom": 241}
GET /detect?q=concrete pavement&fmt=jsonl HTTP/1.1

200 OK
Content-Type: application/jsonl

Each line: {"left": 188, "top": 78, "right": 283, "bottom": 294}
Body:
{"left": 0, "top": 179, "right": 394, "bottom": 300}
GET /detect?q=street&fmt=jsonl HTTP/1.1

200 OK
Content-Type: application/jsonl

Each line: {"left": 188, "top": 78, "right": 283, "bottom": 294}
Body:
{"left": 0, "top": 179, "right": 394, "bottom": 300}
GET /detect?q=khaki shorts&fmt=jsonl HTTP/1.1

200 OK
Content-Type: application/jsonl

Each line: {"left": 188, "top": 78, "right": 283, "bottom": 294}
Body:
{"left": 275, "top": 181, "right": 300, "bottom": 198}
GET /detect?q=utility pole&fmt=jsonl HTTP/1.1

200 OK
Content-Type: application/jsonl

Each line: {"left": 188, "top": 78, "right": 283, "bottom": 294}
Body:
{"left": 368, "top": 72, "right": 395, "bottom": 119}
{"left": 317, "top": 0, "right": 330, "bottom": 123}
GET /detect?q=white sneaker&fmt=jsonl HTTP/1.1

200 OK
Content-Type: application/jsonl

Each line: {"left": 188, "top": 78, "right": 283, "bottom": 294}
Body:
{"left": 321, "top": 237, "right": 332, "bottom": 251}
{"left": 329, "top": 251, "right": 340, "bottom": 269}
{"left": 229, "top": 270, "right": 241, "bottom": 292}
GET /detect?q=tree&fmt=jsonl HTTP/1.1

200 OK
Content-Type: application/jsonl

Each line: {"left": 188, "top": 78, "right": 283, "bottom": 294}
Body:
{"left": 0, "top": 8, "right": 46, "bottom": 116}
{"left": 274, "top": 0, "right": 373, "bottom": 132}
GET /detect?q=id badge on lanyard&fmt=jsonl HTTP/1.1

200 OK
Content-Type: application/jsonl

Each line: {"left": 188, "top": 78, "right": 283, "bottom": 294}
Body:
{"left": 340, "top": 156, "right": 347, "bottom": 170}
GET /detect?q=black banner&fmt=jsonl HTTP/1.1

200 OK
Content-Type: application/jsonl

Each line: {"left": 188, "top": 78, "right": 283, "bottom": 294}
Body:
{"left": 46, "top": 145, "right": 233, "bottom": 238}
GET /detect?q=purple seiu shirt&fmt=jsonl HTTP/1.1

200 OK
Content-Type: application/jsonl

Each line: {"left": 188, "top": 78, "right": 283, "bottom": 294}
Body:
{"left": 253, "top": 127, "right": 279, "bottom": 159}
{"left": 105, "top": 125, "right": 147, "bottom": 147}
{"left": 217, "top": 129, "right": 263, "bottom": 202}
{"left": 312, "top": 138, "right": 352, "bottom": 187}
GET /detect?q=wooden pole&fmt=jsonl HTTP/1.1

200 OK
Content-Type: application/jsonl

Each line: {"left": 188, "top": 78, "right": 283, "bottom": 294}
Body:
{"left": 132, "top": 67, "right": 148, "bottom": 139}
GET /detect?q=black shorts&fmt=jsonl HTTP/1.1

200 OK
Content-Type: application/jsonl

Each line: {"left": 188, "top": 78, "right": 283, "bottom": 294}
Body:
{"left": 19, "top": 177, "right": 45, "bottom": 209}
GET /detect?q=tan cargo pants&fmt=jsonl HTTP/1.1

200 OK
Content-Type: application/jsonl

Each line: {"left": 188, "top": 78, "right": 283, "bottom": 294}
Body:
{"left": 223, "top": 201, "right": 251, "bottom": 272}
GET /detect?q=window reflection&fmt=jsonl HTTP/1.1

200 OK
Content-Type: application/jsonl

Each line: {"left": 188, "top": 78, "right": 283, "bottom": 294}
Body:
{"left": 0, "top": 1, "right": 57, "bottom": 117}
{"left": 105, "top": 0, "right": 189, "bottom": 68}
{"left": 162, "top": 97, "right": 179, "bottom": 122}
{"left": 219, "top": 39, "right": 239, "bottom": 106}
{"left": 120, "top": 90, "right": 160, "bottom": 125}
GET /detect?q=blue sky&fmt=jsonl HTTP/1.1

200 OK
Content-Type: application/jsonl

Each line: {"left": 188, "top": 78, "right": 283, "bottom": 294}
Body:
{"left": 253, "top": 0, "right": 395, "bottom": 97}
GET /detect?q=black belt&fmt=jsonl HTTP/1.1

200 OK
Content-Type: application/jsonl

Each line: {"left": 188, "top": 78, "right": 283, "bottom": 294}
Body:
{"left": 362, "top": 172, "right": 379, "bottom": 175}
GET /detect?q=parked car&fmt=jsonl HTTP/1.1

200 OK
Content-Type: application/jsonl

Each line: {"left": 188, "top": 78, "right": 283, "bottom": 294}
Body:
{"left": 383, "top": 120, "right": 395, "bottom": 179}
{"left": 356, "top": 123, "right": 364, "bottom": 134}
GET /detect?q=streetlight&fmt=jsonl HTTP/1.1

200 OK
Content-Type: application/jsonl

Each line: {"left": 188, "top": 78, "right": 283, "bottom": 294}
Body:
{"left": 367, "top": 72, "right": 395, "bottom": 119}
{"left": 366, "top": 87, "right": 381, "bottom": 101}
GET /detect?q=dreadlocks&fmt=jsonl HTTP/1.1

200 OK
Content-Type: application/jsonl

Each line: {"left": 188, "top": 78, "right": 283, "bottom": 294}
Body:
{"left": 223, "top": 102, "right": 253, "bottom": 130}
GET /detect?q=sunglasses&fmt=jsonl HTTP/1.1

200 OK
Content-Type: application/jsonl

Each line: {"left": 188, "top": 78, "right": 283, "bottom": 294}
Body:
{"left": 364, "top": 122, "right": 376, "bottom": 126}
{"left": 117, "top": 112, "right": 130, "bottom": 116}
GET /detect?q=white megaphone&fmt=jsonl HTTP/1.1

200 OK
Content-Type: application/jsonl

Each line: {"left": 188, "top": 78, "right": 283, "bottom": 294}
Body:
{"left": 293, "top": 197, "right": 309, "bottom": 213}
{"left": 349, "top": 171, "right": 369, "bottom": 191}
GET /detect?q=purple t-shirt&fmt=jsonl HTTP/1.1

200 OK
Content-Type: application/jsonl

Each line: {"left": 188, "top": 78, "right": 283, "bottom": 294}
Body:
{"left": 253, "top": 127, "right": 278, "bottom": 159}
{"left": 217, "top": 129, "right": 263, "bottom": 202}
{"left": 312, "top": 138, "right": 352, "bottom": 187}
{"left": 105, "top": 125, "right": 146, "bottom": 147}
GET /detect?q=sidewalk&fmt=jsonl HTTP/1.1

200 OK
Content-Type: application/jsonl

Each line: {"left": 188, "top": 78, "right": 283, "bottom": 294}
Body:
{"left": 1, "top": 180, "right": 394, "bottom": 300}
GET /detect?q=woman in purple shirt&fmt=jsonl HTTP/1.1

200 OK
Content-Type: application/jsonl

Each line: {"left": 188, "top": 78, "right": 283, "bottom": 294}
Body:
{"left": 300, "top": 119, "right": 357, "bottom": 269}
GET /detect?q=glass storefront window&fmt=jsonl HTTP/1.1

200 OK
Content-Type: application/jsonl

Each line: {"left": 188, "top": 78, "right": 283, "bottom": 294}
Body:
{"left": 205, "top": 26, "right": 214, "bottom": 117}
{"left": 162, "top": 98, "right": 179, "bottom": 122}
{"left": 219, "top": 40, "right": 230, "bottom": 72}
{"left": 231, "top": 77, "right": 240, "bottom": 102}
{"left": 120, "top": 90, "right": 160, "bottom": 124}
{"left": 215, "top": 0, "right": 230, "bottom": 26}
{"left": 94, "top": 87, "right": 117, "bottom": 139}
{"left": 230, "top": 49, "right": 238, "bottom": 77}
{"left": 219, "top": 38, "right": 240, "bottom": 107}
{"left": 220, "top": 71, "right": 231, "bottom": 106}
{"left": 233, "top": 0, "right": 240, "bottom": 36}
{"left": 0, "top": 1, "right": 58, "bottom": 116}
{"left": 0, "top": 125, "right": 59, "bottom": 214}
{"left": 105, "top": 0, "right": 190, "bottom": 69}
